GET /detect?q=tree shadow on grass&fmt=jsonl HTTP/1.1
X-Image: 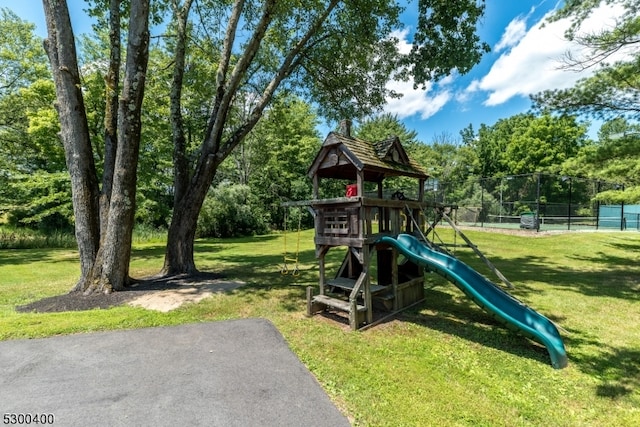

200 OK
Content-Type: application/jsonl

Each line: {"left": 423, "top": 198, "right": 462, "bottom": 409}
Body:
{"left": 589, "top": 346, "right": 640, "bottom": 399}
{"left": 414, "top": 276, "right": 640, "bottom": 398}
{"left": 223, "top": 282, "right": 309, "bottom": 313}
{"left": 0, "top": 248, "right": 79, "bottom": 267}
{"left": 561, "top": 325, "right": 640, "bottom": 400}
{"left": 398, "top": 287, "right": 554, "bottom": 367}
{"left": 194, "top": 247, "right": 319, "bottom": 285}
{"left": 456, "top": 251, "right": 639, "bottom": 302}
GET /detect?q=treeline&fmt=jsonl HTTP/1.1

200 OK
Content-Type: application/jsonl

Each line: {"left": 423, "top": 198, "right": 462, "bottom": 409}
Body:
{"left": 0, "top": 8, "right": 325, "bottom": 238}
{"left": 1, "top": 6, "right": 638, "bottom": 240}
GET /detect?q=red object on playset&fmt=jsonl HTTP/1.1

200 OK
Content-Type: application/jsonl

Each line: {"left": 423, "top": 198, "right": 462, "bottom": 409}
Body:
{"left": 345, "top": 184, "right": 357, "bottom": 197}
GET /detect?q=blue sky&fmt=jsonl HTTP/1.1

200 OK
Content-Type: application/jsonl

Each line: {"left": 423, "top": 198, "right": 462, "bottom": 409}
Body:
{"left": 390, "top": 0, "right": 626, "bottom": 143}
{"left": 1, "top": 1, "right": 624, "bottom": 142}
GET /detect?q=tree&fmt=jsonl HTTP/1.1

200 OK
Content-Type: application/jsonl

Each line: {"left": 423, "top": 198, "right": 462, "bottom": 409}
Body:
{"left": 531, "top": 0, "right": 640, "bottom": 120}
{"left": 0, "top": 9, "right": 50, "bottom": 96}
{"left": 0, "top": 11, "right": 65, "bottom": 227}
{"left": 472, "top": 113, "right": 588, "bottom": 177}
{"left": 562, "top": 118, "right": 640, "bottom": 202}
{"left": 34, "top": 0, "right": 490, "bottom": 292}
{"left": 42, "top": 0, "right": 150, "bottom": 293}
{"left": 0, "top": 16, "right": 167, "bottom": 232}
{"left": 161, "top": 0, "right": 492, "bottom": 275}
{"left": 531, "top": 0, "right": 640, "bottom": 203}
{"left": 350, "top": 113, "right": 422, "bottom": 195}
{"left": 197, "top": 183, "right": 269, "bottom": 238}
{"left": 355, "top": 113, "right": 420, "bottom": 143}
{"left": 352, "top": 114, "right": 480, "bottom": 202}
{"left": 208, "top": 94, "right": 322, "bottom": 231}
{"left": 240, "top": 95, "right": 321, "bottom": 227}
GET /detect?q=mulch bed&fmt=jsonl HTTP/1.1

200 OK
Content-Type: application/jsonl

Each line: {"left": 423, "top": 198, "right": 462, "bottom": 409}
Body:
{"left": 16, "top": 272, "right": 224, "bottom": 314}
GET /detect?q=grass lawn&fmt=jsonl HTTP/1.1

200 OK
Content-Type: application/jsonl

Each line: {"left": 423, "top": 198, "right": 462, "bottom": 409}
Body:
{"left": 1, "top": 229, "right": 639, "bottom": 426}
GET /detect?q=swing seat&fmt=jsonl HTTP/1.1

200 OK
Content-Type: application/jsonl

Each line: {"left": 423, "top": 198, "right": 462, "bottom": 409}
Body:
{"left": 280, "top": 262, "right": 300, "bottom": 276}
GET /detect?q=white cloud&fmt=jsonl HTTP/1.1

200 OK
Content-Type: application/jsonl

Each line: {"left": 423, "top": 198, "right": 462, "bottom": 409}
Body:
{"left": 389, "top": 28, "right": 413, "bottom": 55}
{"left": 385, "top": 78, "right": 451, "bottom": 119}
{"left": 383, "top": 28, "right": 451, "bottom": 120}
{"left": 468, "top": 2, "right": 628, "bottom": 107}
{"left": 439, "top": 74, "right": 456, "bottom": 87}
{"left": 494, "top": 16, "right": 528, "bottom": 52}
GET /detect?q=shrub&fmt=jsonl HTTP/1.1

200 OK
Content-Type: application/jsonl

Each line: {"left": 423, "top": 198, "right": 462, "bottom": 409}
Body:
{"left": 3, "top": 171, "right": 74, "bottom": 232}
{"left": 197, "top": 183, "right": 269, "bottom": 238}
{"left": 0, "top": 226, "right": 76, "bottom": 249}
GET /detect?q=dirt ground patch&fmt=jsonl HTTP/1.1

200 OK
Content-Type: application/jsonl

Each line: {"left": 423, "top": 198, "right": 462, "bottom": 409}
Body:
{"left": 16, "top": 272, "right": 246, "bottom": 313}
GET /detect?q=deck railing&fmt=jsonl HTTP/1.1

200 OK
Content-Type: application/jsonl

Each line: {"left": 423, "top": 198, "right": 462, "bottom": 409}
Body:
{"left": 310, "top": 197, "right": 429, "bottom": 247}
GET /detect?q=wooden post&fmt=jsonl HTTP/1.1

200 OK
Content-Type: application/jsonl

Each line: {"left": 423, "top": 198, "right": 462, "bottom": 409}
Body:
{"left": 312, "top": 174, "right": 319, "bottom": 199}
{"left": 306, "top": 286, "right": 313, "bottom": 316}
{"left": 317, "top": 245, "right": 330, "bottom": 295}
{"left": 363, "top": 244, "right": 372, "bottom": 324}
{"left": 318, "top": 252, "right": 325, "bottom": 295}
{"left": 349, "top": 299, "right": 358, "bottom": 330}
{"left": 392, "top": 207, "right": 401, "bottom": 234}
{"left": 392, "top": 247, "right": 398, "bottom": 311}
{"left": 356, "top": 171, "right": 364, "bottom": 199}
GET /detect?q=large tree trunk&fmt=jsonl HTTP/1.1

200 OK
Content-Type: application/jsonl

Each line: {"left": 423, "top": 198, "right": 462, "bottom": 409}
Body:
{"left": 100, "top": 0, "right": 121, "bottom": 241}
{"left": 169, "top": 0, "right": 194, "bottom": 207}
{"left": 163, "top": 0, "right": 274, "bottom": 274}
{"left": 163, "top": 0, "right": 197, "bottom": 276}
{"left": 42, "top": 0, "right": 100, "bottom": 291}
{"left": 43, "top": 0, "right": 150, "bottom": 294}
{"left": 163, "top": 155, "right": 220, "bottom": 275}
{"left": 163, "top": 207, "right": 199, "bottom": 275}
{"left": 86, "top": 0, "right": 151, "bottom": 293}
{"left": 162, "top": 0, "right": 336, "bottom": 275}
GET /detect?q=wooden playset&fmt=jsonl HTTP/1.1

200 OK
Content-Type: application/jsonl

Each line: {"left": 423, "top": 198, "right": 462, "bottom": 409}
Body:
{"left": 286, "top": 120, "right": 442, "bottom": 329}
{"left": 283, "top": 120, "right": 568, "bottom": 368}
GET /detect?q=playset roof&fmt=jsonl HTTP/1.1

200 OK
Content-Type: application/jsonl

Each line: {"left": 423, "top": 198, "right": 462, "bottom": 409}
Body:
{"left": 307, "top": 131, "right": 429, "bottom": 182}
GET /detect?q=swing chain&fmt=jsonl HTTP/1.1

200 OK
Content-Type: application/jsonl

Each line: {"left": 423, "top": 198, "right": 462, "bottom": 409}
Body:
{"left": 280, "top": 207, "right": 302, "bottom": 276}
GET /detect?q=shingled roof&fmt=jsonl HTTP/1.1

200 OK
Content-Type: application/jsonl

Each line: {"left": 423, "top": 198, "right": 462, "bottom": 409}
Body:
{"left": 307, "top": 130, "right": 429, "bottom": 182}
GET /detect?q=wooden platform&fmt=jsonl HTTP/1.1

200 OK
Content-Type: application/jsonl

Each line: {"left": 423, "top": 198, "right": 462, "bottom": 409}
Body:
{"left": 326, "top": 278, "right": 388, "bottom": 295}
{"left": 312, "top": 294, "right": 366, "bottom": 313}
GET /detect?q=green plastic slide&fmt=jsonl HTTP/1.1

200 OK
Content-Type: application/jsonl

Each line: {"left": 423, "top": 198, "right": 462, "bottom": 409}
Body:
{"left": 376, "top": 234, "right": 568, "bottom": 369}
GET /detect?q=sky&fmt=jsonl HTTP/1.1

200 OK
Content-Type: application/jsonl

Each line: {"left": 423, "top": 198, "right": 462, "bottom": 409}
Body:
{"left": 390, "top": 0, "right": 626, "bottom": 143}
{"left": 0, "top": 0, "right": 626, "bottom": 143}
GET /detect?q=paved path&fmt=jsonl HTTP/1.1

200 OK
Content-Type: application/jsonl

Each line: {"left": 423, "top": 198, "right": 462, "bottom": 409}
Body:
{"left": 0, "top": 319, "right": 350, "bottom": 426}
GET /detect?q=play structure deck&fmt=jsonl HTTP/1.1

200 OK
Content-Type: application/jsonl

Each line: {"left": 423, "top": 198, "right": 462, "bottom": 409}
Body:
{"left": 291, "top": 120, "right": 567, "bottom": 368}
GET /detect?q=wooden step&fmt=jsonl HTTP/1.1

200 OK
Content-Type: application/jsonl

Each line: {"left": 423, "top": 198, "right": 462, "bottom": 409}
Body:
{"left": 327, "top": 278, "right": 387, "bottom": 294}
{"left": 313, "top": 294, "right": 366, "bottom": 313}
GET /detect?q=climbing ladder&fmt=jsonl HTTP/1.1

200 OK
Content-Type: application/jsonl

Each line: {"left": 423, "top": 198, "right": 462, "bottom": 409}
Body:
{"left": 307, "top": 245, "right": 377, "bottom": 330}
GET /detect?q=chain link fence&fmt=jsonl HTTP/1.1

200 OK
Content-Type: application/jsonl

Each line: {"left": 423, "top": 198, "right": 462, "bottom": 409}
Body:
{"left": 424, "top": 173, "right": 636, "bottom": 231}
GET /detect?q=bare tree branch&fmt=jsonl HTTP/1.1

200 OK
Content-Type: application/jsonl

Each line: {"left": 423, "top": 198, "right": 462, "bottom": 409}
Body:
{"left": 219, "top": 0, "right": 340, "bottom": 160}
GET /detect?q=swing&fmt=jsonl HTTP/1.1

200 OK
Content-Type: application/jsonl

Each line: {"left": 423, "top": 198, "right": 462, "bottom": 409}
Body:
{"left": 280, "top": 207, "right": 302, "bottom": 276}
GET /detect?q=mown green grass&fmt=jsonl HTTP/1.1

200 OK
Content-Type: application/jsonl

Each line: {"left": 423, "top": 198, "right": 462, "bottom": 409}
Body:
{"left": 1, "top": 229, "right": 639, "bottom": 426}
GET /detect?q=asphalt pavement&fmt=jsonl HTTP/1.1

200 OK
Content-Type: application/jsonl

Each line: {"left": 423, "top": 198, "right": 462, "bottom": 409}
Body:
{"left": 0, "top": 318, "right": 351, "bottom": 426}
